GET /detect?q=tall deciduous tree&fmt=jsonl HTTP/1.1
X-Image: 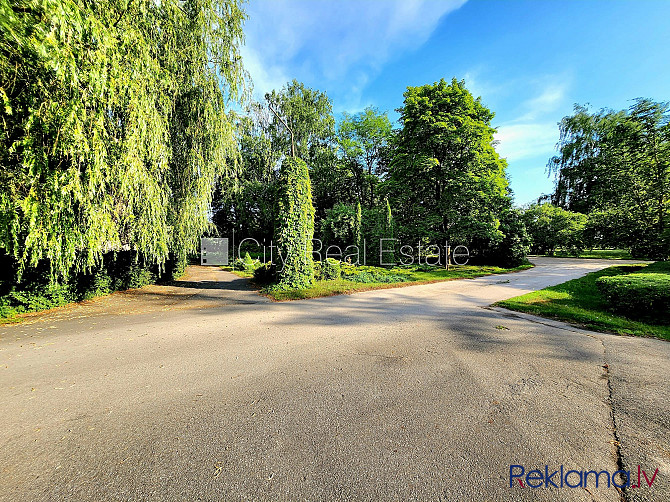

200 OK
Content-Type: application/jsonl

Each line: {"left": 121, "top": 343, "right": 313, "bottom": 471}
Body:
{"left": 265, "top": 80, "right": 335, "bottom": 163}
{"left": 337, "top": 107, "right": 393, "bottom": 206}
{"left": 0, "top": 0, "right": 247, "bottom": 278}
{"left": 386, "top": 78, "right": 511, "bottom": 249}
{"left": 549, "top": 99, "right": 669, "bottom": 258}
{"left": 264, "top": 80, "right": 339, "bottom": 222}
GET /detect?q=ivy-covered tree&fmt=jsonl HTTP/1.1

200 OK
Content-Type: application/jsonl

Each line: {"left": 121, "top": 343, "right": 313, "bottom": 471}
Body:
{"left": 0, "top": 0, "right": 247, "bottom": 278}
{"left": 354, "top": 201, "right": 362, "bottom": 250}
{"left": 276, "top": 157, "right": 315, "bottom": 288}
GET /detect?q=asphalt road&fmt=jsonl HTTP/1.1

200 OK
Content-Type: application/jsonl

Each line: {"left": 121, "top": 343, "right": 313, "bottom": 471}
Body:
{"left": 1, "top": 258, "right": 668, "bottom": 501}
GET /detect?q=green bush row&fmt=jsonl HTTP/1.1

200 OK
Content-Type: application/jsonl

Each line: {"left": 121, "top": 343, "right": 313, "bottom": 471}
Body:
{"left": 596, "top": 272, "right": 670, "bottom": 319}
{"left": 340, "top": 262, "right": 410, "bottom": 284}
{"left": 0, "top": 251, "right": 167, "bottom": 320}
{"left": 254, "top": 259, "right": 414, "bottom": 287}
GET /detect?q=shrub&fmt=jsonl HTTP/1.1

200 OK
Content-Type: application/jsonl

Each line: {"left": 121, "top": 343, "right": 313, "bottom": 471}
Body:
{"left": 0, "top": 250, "right": 164, "bottom": 321}
{"left": 340, "top": 263, "right": 409, "bottom": 284}
{"left": 233, "top": 252, "right": 261, "bottom": 273}
{"left": 322, "top": 258, "right": 341, "bottom": 280}
{"left": 253, "top": 262, "right": 277, "bottom": 285}
{"left": 488, "top": 209, "right": 532, "bottom": 267}
{"left": 596, "top": 273, "right": 670, "bottom": 319}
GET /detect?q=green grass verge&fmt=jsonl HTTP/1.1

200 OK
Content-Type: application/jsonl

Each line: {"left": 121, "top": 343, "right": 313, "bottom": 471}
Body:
{"left": 543, "top": 249, "right": 633, "bottom": 260}
{"left": 496, "top": 261, "right": 670, "bottom": 341}
{"left": 262, "top": 263, "right": 533, "bottom": 301}
{"left": 220, "top": 266, "right": 254, "bottom": 278}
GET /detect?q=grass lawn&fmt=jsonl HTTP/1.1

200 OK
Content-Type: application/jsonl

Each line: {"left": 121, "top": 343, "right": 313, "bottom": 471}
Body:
{"left": 221, "top": 266, "right": 254, "bottom": 278}
{"left": 496, "top": 261, "right": 670, "bottom": 341}
{"left": 542, "top": 249, "right": 633, "bottom": 260}
{"left": 224, "top": 263, "right": 534, "bottom": 301}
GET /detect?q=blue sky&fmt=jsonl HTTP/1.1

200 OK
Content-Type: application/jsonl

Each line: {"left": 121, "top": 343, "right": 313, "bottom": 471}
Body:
{"left": 240, "top": 0, "right": 670, "bottom": 206}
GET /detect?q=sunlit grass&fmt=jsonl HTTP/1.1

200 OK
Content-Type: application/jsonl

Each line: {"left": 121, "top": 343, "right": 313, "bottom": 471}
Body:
{"left": 496, "top": 262, "right": 670, "bottom": 340}
{"left": 262, "top": 263, "right": 533, "bottom": 301}
{"left": 542, "top": 249, "right": 633, "bottom": 260}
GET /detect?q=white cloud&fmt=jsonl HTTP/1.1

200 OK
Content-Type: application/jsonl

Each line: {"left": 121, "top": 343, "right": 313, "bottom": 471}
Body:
{"left": 516, "top": 81, "right": 568, "bottom": 121}
{"left": 241, "top": 0, "right": 467, "bottom": 99}
{"left": 490, "top": 75, "right": 571, "bottom": 161}
{"left": 495, "top": 123, "right": 558, "bottom": 161}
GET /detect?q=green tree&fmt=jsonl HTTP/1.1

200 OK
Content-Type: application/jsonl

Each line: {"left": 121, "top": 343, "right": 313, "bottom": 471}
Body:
{"left": 383, "top": 198, "right": 395, "bottom": 264}
{"left": 549, "top": 100, "right": 669, "bottom": 259}
{"left": 212, "top": 106, "right": 279, "bottom": 244}
{"left": 354, "top": 201, "right": 362, "bottom": 249}
{"left": 264, "top": 80, "right": 340, "bottom": 223}
{"left": 386, "top": 78, "right": 511, "bottom": 253}
{"left": 276, "top": 157, "right": 315, "bottom": 289}
{"left": 265, "top": 80, "right": 335, "bottom": 162}
{"left": 474, "top": 209, "right": 531, "bottom": 267}
{"left": 523, "top": 203, "right": 587, "bottom": 255}
{"left": 337, "top": 107, "right": 393, "bottom": 206}
{"left": 0, "top": 0, "right": 247, "bottom": 278}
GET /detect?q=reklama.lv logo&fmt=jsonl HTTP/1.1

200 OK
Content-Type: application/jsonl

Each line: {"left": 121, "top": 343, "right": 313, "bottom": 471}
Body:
{"left": 509, "top": 464, "right": 659, "bottom": 489}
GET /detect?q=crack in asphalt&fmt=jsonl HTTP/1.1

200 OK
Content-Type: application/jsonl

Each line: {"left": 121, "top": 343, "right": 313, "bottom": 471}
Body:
{"left": 486, "top": 305, "right": 630, "bottom": 501}
{"left": 600, "top": 341, "right": 628, "bottom": 502}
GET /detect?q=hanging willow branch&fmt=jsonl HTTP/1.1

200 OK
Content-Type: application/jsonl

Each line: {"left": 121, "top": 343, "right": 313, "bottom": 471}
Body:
{"left": 0, "top": 0, "right": 249, "bottom": 278}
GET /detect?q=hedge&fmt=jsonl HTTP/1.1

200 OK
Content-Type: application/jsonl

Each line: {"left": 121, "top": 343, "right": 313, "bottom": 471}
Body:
{"left": 596, "top": 273, "right": 670, "bottom": 319}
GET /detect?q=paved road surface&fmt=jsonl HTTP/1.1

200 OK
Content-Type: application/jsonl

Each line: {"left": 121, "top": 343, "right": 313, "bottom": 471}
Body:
{"left": 1, "top": 258, "right": 668, "bottom": 501}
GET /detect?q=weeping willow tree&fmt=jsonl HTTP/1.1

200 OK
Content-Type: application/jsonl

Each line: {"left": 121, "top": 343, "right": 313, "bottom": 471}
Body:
{"left": 0, "top": 0, "right": 247, "bottom": 279}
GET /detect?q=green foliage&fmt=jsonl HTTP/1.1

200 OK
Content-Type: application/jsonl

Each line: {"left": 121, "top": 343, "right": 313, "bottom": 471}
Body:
{"left": 383, "top": 198, "right": 396, "bottom": 264}
{"left": 340, "top": 263, "right": 409, "bottom": 284}
{"left": 276, "top": 157, "right": 315, "bottom": 289}
{"left": 523, "top": 203, "right": 587, "bottom": 255}
{"left": 267, "top": 262, "right": 532, "bottom": 301}
{"left": 549, "top": 100, "right": 670, "bottom": 260}
{"left": 337, "top": 107, "right": 393, "bottom": 205}
{"left": 252, "top": 262, "right": 277, "bottom": 285}
{"left": 354, "top": 201, "right": 362, "bottom": 248}
{"left": 321, "top": 258, "right": 341, "bottom": 280}
{"left": 212, "top": 109, "right": 279, "bottom": 243}
{"left": 386, "top": 78, "right": 511, "bottom": 248}
{"left": 265, "top": 80, "right": 335, "bottom": 161}
{"left": 0, "top": 0, "right": 247, "bottom": 279}
{"left": 475, "top": 209, "right": 531, "bottom": 267}
{"left": 596, "top": 273, "right": 670, "bottom": 320}
{"left": 320, "top": 203, "right": 357, "bottom": 249}
{"left": 0, "top": 251, "right": 158, "bottom": 321}
{"left": 234, "top": 251, "right": 261, "bottom": 273}
{"left": 498, "top": 263, "right": 670, "bottom": 340}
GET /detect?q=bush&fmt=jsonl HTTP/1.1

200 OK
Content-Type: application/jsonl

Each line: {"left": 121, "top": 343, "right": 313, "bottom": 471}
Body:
{"left": 253, "top": 262, "right": 277, "bottom": 285}
{"left": 596, "top": 273, "right": 670, "bottom": 319}
{"left": 340, "top": 263, "right": 409, "bottom": 284}
{"left": 313, "top": 261, "right": 322, "bottom": 280}
{"left": 476, "top": 209, "right": 531, "bottom": 267}
{"left": 322, "top": 258, "right": 341, "bottom": 280}
{"left": 0, "top": 250, "right": 160, "bottom": 320}
{"left": 234, "top": 252, "right": 261, "bottom": 273}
